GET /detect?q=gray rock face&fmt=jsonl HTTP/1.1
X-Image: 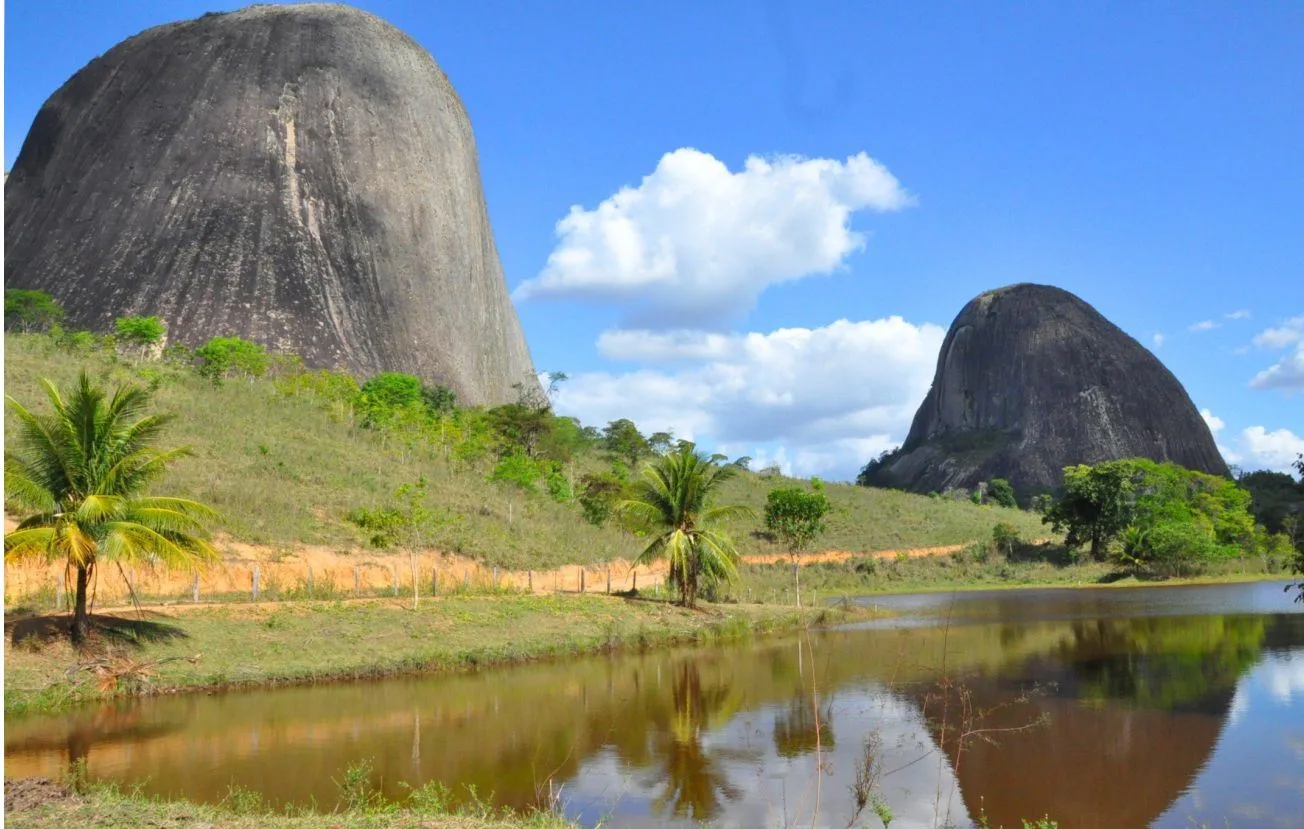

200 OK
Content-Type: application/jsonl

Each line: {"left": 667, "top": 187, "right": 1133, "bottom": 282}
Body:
{"left": 865, "top": 283, "right": 1228, "bottom": 496}
{"left": 4, "top": 3, "right": 536, "bottom": 405}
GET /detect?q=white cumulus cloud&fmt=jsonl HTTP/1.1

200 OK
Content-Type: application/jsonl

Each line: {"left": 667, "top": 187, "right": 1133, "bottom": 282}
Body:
{"left": 1188, "top": 319, "right": 1221, "bottom": 333}
{"left": 1249, "top": 342, "right": 1304, "bottom": 392}
{"left": 1252, "top": 315, "right": 1304, "bottom": 350}
{"left": 1225, "top": 309, "right": 1252, "bottom": 321}
{"left": 1152, "top": 332, "right": 1166, "bottom": 348}
{"left": 553, "top": 316, "right": 945, "bottom": 480}
{"left": 1240, "top": 426, "right": 1304, "bottom": 473}
{"left": 515, "top": 148, "right": 914, "bottom": 326}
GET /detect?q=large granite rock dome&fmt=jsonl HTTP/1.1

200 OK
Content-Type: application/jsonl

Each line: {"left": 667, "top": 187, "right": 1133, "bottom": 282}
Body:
{"left": 4, "top": 3, "right": 536, "bottom": 404}
{"left": 864, "top": 283, "right": 1228, "bottom": 496}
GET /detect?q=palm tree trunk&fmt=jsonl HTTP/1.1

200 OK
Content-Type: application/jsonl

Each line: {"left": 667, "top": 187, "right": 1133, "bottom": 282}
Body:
{"left": 71, "top": 564, "right": 90, "bottom": 645}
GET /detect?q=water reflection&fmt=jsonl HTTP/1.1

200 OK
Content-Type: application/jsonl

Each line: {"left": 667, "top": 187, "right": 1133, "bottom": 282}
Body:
{"left": 5, "top": 582, "right": 1303, "bottom": 829}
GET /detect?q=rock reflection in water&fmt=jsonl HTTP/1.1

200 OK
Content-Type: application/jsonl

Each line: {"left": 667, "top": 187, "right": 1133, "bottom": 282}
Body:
{"left": 5, "top": 583, "right": 1302, "bottom": 829}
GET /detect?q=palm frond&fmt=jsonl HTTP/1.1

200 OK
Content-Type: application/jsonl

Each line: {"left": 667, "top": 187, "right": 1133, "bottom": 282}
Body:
{"left": 3, "top": 454, "right": 58, "bottom": 513}
{"left": 77, "top": 494, "right": 128, "bottom": 523}
{"left": 701, "top": 504, "right": 757, "bottom": 524}
{"left": 4, "top": 527, "right": 57, "bottom": 562}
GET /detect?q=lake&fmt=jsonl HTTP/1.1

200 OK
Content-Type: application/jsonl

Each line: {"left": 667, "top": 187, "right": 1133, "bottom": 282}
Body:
{"left": 6, "top": 580, "right": 1304, "bottom": 828}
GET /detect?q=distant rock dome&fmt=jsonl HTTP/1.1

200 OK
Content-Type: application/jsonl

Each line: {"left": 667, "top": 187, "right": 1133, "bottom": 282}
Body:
{"left": 4, "top": 3, "right": 537, "bottom": 404}
{"left": 863, "top": 283, "right": 1228, "bottom": 496}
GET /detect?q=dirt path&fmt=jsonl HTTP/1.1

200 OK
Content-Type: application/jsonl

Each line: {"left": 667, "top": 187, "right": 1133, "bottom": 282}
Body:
{"left": 5, "top": 509, "right": 981, "bottom": 610}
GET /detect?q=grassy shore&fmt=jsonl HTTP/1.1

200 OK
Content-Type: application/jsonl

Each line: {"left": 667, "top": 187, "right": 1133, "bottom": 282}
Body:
{"left": 4, "top": 777, "right": 576, "bottom": 829}
{"left": 731, "top": 544, "right": 1291, "bottom": 602}
{"left": 3, "top": 593, "right": 865, "bottom": 716}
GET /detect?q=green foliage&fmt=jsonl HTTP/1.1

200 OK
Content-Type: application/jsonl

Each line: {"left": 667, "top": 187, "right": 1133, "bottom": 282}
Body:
{"left": 419, "top": 383, "right": 457, "bottom": 415}
{"left": 488, "top": 402, "right": 553, "bottom": 459}
{"left": 4, "top": 288, "right": 65, "bottom": 332}
{"left": 648, "top": 431, "right": 676, "bottom": 455}
{"left": 763, "top": 486, "right": 832, "bottom": 553}
{"left": 488, "top": 451, "right": 545, "bottom": 493}
{"left": 347, "top": 478, "right": 454, "bottom": 550}
{"left": 356, "top": 372, "right": 423, "bottom": 428}
{"left": 538, "top": 415, "right": 590, "bottom": 463}
{"left": 114, "top": 315, "right": 166, "bottom": 347}
{"left": 578, "top": 470, "right": 625, "bottom": 527}
{"left": 276, "top": 368, "right": 360, "bottom": 422}
{"left": 195, "top": 336, "right": 270, "bottom": 383}
{"left": 1044, "top": 461, "right": 1143, "bottom": 559}
{"left": 3, "top": 372, "right": 219, "bottom": 643}
{"left": 621, "top": 444, "right": 755, "bottom": 607}
{"left": 545, "top": 467, "right": 573, "bottom": 503}
{"left": 992, "top": 522, "right": 1020, "bottom": 556}
{"left": 987, "top": 478, "right": 1018, "bottom": 508}
{"left": 1238, "top": 469, "right": 1304, "bottom": 541}
{"left": 1047, "top": 458, "right": 1267, "bottom": 576}
{"left": 603, "top": 418, "right": 650, "bottom": 470}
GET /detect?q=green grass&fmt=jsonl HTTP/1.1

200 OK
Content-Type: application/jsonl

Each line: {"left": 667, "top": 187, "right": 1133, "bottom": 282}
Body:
{"left": 3, "top": 593, "right": 865, "bottom": 716}
{"left": 3, "top": 332, "right": 1050, "bottom": 570}
{"left": 731, "top": 543, "right": 1286, "bottom": 601}
{"left": 4, "top": 777, "right": 577, "bottom": 829}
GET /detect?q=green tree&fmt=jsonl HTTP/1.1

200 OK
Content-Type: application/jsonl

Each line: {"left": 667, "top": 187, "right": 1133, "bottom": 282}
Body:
{"left": 356, "top": 372, "right": 424, "bottom": 428}
{"left": 4, "top": 289, "right": 65, "bottom": 332}
{"left": 1044, "top": 461, "right": 1141, "bottom": 559}
{"left": 348, "top": 478, "right": 455, "bottom": 609}
{"left": 113, "top": 315, "right": 166, "bottom": 363}
{"left": 487, "top": 402, "right": 553, "bottom": 458}
{"left": 195, "top": 336, "right": 270, "bottom": 383}
{"left": 987, "top": 478, "right": 1018, "bottom": 509}
{"left": 648, "top": 431, "right": 676, "bottom": 456}
{"left": 419, "top": 383, "right": 457, "bottom": 416}
{"left": 620, "top": 444, "right": 753, "bottom": 607}
{"left": 764, "top": 486, "right": 832, "bottom": 607}
{"left": 3, "top": 373, "right": 218, "bottom": 643}
{"left": 603, "top": 418, "right": 651, "bottom": 470}
{"left": 578, "top": 470, "right": 626, "bottom": 527}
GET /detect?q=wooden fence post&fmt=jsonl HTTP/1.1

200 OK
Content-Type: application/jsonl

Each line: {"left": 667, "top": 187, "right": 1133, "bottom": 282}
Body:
{"left": 392, "top": 564, "right": 399, "bottom": 597}
{"left": 633, "top": 571, "right": 637, "bottom": 592}
{"left": 191, "top": 573, "right": 200, "bottom": 603}
{"left": 56, "top": 572, "right": 65, "bottom": 612}
{"left": 354, "top": 567, "right": 361, "bottom": 596}
{"left": 432, "top": 569, "right": 439, "bottom": 596}
{"left": 253, "top": 566, "right": 261, "bottom": 601}
{"left": 606, "top": 567, "right": 611, "bottom": 594}
{"left": 580, "top": 568, "right": 586, "bottom": 593}
{"left": 528, "top": 570, "right": 533, "bottom": 592}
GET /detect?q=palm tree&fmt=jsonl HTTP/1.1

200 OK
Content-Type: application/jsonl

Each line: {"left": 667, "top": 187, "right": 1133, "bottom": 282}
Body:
{"left": 4, "top": 372, "right": 219, "bottom": 644}
{"left": 620, "top": 444, "right": 752, "bottom": 607}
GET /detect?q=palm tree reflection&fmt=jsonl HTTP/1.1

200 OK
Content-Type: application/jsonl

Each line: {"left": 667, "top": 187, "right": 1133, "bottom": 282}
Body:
{"left": 645, "top": 659, "right": 746, "bottom": 821}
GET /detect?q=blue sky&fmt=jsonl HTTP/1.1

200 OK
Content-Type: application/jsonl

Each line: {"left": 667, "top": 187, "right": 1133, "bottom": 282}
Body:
{"left": 5, "top": 0, "right": 1301, "bottom": 479}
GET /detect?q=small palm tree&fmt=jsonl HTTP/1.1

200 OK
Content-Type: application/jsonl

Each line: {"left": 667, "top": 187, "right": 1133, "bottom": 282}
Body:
{"left": 4, "top": 372, "right": 219, "bottom": 644}
{"left": 621, "top": 444, "right": 752, "bottom": 607}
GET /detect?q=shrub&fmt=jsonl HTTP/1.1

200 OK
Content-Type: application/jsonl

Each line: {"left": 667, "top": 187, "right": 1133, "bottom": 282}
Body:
{"left": 5, "top": 289, "right": 65, "bottom": 332}
{"left": 114, "top": 315, "right": 166, "bottom": 347}
{"left": 988, "top": 478, "right": 1018, "bottom": 508}
{"left": 578, "top": 471, "right": 624, "bottom": 527}
{"left": 195, "top": 336, "right": 270, "bottom": 382}
{"left": 993, "top": 522, "right": 1021, "bottom": 556}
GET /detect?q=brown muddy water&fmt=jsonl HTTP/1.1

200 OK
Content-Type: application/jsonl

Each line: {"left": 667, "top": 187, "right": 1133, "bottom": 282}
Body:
{"left": 6, "top": 580, "right": 1304, "bottom": 828}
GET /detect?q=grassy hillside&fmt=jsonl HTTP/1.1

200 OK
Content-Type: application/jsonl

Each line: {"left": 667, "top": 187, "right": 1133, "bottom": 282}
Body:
{"left": 3, "top": 333, "right": 1050, "bottom": 570}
